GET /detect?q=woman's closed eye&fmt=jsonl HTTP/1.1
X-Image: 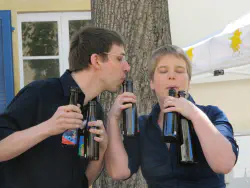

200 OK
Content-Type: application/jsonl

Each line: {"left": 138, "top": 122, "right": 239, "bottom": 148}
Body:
{"left": 175, "top": 67, "right": 185, "bottom": 73}
{"left": 158, "top": 67, "right": 168, "bottom": 73}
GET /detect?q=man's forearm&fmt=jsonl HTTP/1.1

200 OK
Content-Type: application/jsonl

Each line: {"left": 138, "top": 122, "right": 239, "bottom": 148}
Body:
{"left": 0, "top": 121, "right": 51, "bottom": 162}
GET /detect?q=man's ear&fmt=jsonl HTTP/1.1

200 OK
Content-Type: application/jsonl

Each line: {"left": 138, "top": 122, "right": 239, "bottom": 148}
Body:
{"left": 90, "top": 54, "right": 101, "bottom": 70}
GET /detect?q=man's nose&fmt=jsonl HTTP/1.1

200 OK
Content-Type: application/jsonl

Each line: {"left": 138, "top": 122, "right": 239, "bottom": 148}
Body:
{"left": 123, "top": 61, "right": 131, "bottom": 73}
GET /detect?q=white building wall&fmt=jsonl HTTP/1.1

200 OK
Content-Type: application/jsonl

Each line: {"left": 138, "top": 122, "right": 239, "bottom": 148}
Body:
{"left": 168, "top": 0, "right": 250, "bottom": 47}
{"left": 168, "top": 2, "right": 250, "bottom": 187}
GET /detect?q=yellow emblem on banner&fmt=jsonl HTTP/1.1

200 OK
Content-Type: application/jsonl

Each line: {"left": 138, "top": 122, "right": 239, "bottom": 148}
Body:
{"left": 186, "top": 47, "right": 194, "bottom": 61}
{"left": 230, "top": 29, "right": 242, "bottom": 52}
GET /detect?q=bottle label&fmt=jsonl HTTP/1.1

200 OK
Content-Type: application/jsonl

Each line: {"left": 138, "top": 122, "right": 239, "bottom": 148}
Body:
{"left": 61, "top": 129, "right": 77, "bottom": 145}
{"left": 78, "top": 136, "right": 85, "bottom": 156}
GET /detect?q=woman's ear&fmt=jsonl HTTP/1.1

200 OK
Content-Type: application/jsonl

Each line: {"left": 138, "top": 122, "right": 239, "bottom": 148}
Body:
{"left": 150, "top": 79, "right": 154, "bottom": 90}
{"left": 187, "top": 80, "right": 191, "bottom": 92}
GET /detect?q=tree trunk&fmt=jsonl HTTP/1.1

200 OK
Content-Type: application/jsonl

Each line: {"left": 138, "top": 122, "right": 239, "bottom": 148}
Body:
{"left": 91, "top": 0, "right": 172, "bottom": 187}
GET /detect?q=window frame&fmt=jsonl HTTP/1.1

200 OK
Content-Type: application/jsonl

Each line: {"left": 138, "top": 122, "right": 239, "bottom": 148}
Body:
{"left": 17, "top": 12, "right": 91, "bottom": 88}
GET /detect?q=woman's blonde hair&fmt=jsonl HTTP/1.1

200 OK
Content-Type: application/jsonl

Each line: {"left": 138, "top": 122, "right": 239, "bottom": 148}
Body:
{"left": 149, "top": 45, "right": 192, "bottom": 80}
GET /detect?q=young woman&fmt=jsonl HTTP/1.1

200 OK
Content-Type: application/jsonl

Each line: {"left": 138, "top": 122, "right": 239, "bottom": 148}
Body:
{"left": 105, "top": 45, "right": 239, "bottom": 188}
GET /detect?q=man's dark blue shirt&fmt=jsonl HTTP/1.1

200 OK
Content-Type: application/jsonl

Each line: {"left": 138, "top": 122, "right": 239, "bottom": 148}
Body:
{"left": 0, "top": 70, "right": 103, "bottom": 188}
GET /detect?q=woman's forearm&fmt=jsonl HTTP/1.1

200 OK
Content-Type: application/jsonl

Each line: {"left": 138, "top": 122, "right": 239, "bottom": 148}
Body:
{"left": 191, "top": 109, "right": 236, "bottom": 174}
{"left": 104, "top": 116, "right": 131, "bottom": 180}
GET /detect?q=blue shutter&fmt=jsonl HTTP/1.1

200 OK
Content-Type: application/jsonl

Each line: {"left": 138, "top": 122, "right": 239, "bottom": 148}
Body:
{"left": 0, "top": 15, "right": 5, "bottom": 113}
{"left": 0, "top": 10, "right": 14, "bottom": 114}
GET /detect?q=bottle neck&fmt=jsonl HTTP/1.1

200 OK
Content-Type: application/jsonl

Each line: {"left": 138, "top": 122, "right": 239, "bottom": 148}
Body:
{"left": 169, "top": 88, "right": 176, "bottom": 97}
{"left": 69, "top": 91, "right": 78, "bottom": 105}
{"left": 88, "top": 101, "right": 96, "bottom": 119}
{"left": 123, "top": 80, "right": 133, "bottom": 93}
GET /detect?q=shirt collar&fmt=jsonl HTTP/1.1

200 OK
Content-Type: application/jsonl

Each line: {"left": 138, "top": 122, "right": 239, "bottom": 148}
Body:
{"left": 60, "top": 70, "right": 85, "bottom": 103}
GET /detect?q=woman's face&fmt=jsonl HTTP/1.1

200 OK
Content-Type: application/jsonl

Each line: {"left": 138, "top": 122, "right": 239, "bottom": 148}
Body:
{"left": 150, "top": 54, "right": 190, "bottom": 103}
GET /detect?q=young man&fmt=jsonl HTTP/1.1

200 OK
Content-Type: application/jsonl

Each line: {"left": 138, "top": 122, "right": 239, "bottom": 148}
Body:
{"left": 0, "top": 26, "right": 130, "bottom": 188}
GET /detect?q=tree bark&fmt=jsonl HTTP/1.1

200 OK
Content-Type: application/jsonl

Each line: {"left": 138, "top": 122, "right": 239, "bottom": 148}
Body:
{"left": 91, "top": 0, "right": 172, "bottom": 187}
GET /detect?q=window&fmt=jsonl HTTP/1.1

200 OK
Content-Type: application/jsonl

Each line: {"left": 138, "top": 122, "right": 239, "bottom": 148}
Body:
{"left": 17, "top": 12, "right": 91, "bottom": 87}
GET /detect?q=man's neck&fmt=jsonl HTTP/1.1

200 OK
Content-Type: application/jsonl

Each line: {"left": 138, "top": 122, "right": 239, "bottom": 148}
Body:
{"left": 71, "top": 70, "right": 104, "bottom": 105}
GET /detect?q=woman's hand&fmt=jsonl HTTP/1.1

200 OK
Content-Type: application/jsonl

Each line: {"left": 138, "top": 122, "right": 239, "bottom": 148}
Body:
{"left": 108, "top": 92, "right": 136, "bottom": 121}
{"left": 163, "top": 96, "right": 198, "bottom": 120}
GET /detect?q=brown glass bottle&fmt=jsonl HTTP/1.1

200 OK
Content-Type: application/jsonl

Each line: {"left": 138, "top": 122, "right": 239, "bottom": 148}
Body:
{"left": 85, "top": 100, "right": 99, "bottom": 160}
{"left": 162, "top": 88, "right": 179, "bottom": 143}
{"left": 61, "top": 87, "right": 79, "bottom": 147}
{"left": 122, "top": 80, "right": 139, "bottom": 136}
{"left": 177, "top": 91, "right": 197, "bottom": 164}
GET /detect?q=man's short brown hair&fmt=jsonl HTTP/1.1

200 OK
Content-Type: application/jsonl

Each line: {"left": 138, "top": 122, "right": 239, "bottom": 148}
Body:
{"left": 69, "top": 26, "right": 125, "bottom": 72}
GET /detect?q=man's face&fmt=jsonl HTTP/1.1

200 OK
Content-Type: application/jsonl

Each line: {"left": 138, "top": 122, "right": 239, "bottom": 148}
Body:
{"left": 100, "top": 44, "right": 131, "bottom": 92}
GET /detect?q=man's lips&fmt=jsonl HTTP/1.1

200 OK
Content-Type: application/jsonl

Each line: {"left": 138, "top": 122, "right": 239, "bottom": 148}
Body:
{"left": 121, "top": 77, "right": 126, "bottom": 84}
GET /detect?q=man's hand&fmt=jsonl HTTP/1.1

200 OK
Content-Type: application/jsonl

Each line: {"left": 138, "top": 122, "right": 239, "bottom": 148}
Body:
{"left": 46, "top": 104, "right": 83, "bottom": 136}
{"left": 87, "top": 120, "right": 108, "bottom": 153}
